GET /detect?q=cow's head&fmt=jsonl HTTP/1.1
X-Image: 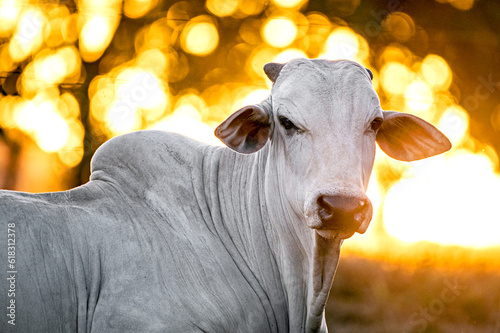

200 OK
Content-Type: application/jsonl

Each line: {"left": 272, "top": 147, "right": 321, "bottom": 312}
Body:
{"left": 215, "top": 59, "right": 451, "bottom": 240}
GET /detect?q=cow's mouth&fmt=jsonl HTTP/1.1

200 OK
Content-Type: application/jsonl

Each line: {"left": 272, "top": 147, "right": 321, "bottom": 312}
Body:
{"left": 315, "top": 229, "right": 356, "bottom": 240}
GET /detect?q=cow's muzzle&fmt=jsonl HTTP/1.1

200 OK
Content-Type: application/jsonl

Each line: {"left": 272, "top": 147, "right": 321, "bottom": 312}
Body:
{"left": 314, "top": 194, "right": 373, "bottom": 239}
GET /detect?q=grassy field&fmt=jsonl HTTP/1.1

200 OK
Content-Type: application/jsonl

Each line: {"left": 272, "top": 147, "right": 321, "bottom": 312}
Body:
{"left": 326, "top": 254, "right": 500, "bottom": 333}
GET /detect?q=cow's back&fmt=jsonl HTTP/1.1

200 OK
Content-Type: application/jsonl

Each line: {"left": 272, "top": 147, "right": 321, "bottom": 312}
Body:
{"left": 0, "top": 185, "right": 110, "bottom": 332}
{"left": 1, "top": 131, "right": 278, "bottom": 332}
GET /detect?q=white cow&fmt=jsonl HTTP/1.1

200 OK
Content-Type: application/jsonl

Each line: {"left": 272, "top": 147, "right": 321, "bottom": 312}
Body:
{"left": 0, "top": 59, "right": 450, "bottom": 332}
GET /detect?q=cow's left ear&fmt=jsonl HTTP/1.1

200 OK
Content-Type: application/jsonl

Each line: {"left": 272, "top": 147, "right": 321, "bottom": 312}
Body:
{"left": 376, "top": 111, "right": 452, "bottom": 161}
{"left": 215, "top": 104, "right": 271, "bottom": 154}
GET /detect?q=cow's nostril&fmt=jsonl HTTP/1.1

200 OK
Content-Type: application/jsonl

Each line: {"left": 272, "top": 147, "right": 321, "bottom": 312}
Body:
{"left": 316, "top": 195, "right": 372, "bottom": 234}
{"left": 355, "top": 200, "right": 368, "bottom": 217}
{"left": 317, "top": 196, "right": 334, "bottom": 220}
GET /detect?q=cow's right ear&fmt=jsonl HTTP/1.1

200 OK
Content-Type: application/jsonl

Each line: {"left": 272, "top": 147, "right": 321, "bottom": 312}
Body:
{"left": 215, "top": 104, "right": 271, "bottom": 154}
{"left": 376, "top": 111, "right": 452, "bottom": 161}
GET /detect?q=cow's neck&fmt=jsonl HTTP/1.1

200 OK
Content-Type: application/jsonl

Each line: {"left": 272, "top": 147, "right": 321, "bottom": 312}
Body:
{"left": 209, "top": 145, "right": 341, "bottom": 332}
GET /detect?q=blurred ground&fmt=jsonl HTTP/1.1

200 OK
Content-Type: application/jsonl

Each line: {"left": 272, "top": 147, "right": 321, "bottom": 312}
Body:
{"left": 326, "top": 255, "right": 500, "bottom": 333}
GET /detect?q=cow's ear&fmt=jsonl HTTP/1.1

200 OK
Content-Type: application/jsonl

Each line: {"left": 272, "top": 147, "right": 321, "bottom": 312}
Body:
{"left": 264, "top": 62, "right": 284, "bottom": 83}
{"left": 376, "top": 111, "right": 452, "bottom": 161}
{"left": 365, "top": 68, "right": 373, "bottom": 80}
{"left": 215, "top": 104, "right": 271, "bottom": 154}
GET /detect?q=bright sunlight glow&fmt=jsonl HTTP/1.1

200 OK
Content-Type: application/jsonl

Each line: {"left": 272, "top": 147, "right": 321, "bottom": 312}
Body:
{"left": 383, "top": 149, "right": 500, "bottom": 248}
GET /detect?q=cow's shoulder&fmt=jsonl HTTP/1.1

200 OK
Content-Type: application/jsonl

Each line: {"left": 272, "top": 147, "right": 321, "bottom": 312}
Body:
{"left": 89, "top": 130, "right": 217, "bottom": 186}
{"left": 92, "top": 130, "right": 209, "bottom": 170}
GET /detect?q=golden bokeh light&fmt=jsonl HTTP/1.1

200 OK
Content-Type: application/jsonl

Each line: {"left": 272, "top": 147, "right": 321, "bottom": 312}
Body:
{"left": 354, "top": 34, "right": 370, "bottom": 64}
{"left": 142, "top": 19, "right": 172, "bottom": 51}
{"left": 89, "top": 79, "right": 114, "bottom": 126}
{"left": 34, "top": 52, "right": 66, "bottom": 85}
{"left": 9, "top": 7, "right": 46, "bottom": 62}
{"left": 380, "top": 61, "right": 412, "bottom": 96}
{"left": 181, "top": 17, "right": 219, "bottom": 56}
{"left": 444, "top": 0, "right": 475, "bottom": 10}
{"left": 404, "top": 80, "right": 434, "bottom": 115}
{"left": 273, "top": 48, "right": 308, "bottom": 63}
{"left": 115, "top": 68, "right": 168, "bottom": 113}
{"left": 379, "top": 45, "right": 412, "bottom": 66}
{"left": 58, "top": 119, "right": 84, "bottom": 168}
{"left": 0, "top": 44, "right": 16, "bottom": 74}
{"left": 239, "top": 88, "right": 269, "bottom": 108}
{"left": 105, "top": 102, "right": 142, "bottom": 136}
{"left": 206, "top": 0, "right": 239, "bottom": 17}
{"left": 58, "top": 93, "right": 80, "bottom": 119}
{"left": 262, "top": 17, "right": 297, "bottom": 48}
{"left": 174, "top": 93, "right": 209, "bottom": 121}
{"left": 32, "top": 46, "right": 80, "bottom": 86}
{"left": 305, "top": 12, "right": 331, "bottom": 57}
{"left": 0, "top": 0, "right": 22, "bottom": 37}
{"left": 239, "top": 18, "right": 263, "bottom": 45}
{"left": 491, "top": 104, "right": 500, "bottom": 132}
{"left": 320, "top": 27, "right": 366, "bottom": 62}
{"left": 271, "top": 0, "right": 307, "bottom": 8}
{"left": 44, "top": 6, "right": 70, "bottom": 48}
{"left": 136, "top": 49, "right": 168, "bottom": 79}
{"left": 420, "top": 54, "right": 453, "bottom": 91}
{"left": 34, "top": 107, "right": 70, "bottom": 153}
{"left": 149, "top": 94, "right": 222, "bottom": 146}
{"left": 438, "top": 104, "right": 470, "bottom": 146}
{"left": 79, "top": 15, "right": 117, "bottom": 62}
{"left": 247, "top": 46, "right": 279, "bottom": 80}
{"left": 61, "top": 13, "right": 79, "bottom": 43}
{"left": 0, "top": 95, "right": 21, "bottom": 129}
{"left": 124, "top": 0, "right": 157, "bottom": 19}
{"left": 1, "top": 88, "right": 84, "bottom": 165}
{"left": 14, "top": 98, "right": 69, "bottom": 153}
{"left": 19, "top": 61, "right": 38, "bottom": 96}
{"left": 91, "top": 67, "right": 169, "bottom": 137}
{"left": 166, "top": 50, "right": 190, "bottom": 82}
{"left": 382, "top": 12, "right": 415, "bottom": 43}
{"left": 236, "top": 0, "right": 266, "bottom": 17}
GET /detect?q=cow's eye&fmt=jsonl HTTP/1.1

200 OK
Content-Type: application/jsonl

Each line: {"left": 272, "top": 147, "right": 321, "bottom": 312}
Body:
{"left": 279, "top": 116, "right": 297, "bottom": 131}
{"left": 371, "top": 117, "right": 383, "bottom": 132}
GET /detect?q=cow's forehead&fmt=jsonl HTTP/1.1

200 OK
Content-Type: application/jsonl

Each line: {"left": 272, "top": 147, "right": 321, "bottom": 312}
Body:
{"left": 271, "top": 59, "right": 379, "bottom": 120}
{"left": 275, "top": 58, "right": 371, "bottom": 83}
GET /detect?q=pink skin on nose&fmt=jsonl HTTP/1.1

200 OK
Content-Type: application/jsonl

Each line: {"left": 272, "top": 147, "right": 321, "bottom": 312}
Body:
{"left": 314, "top": 194, "right": 373, "bottom": 239}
